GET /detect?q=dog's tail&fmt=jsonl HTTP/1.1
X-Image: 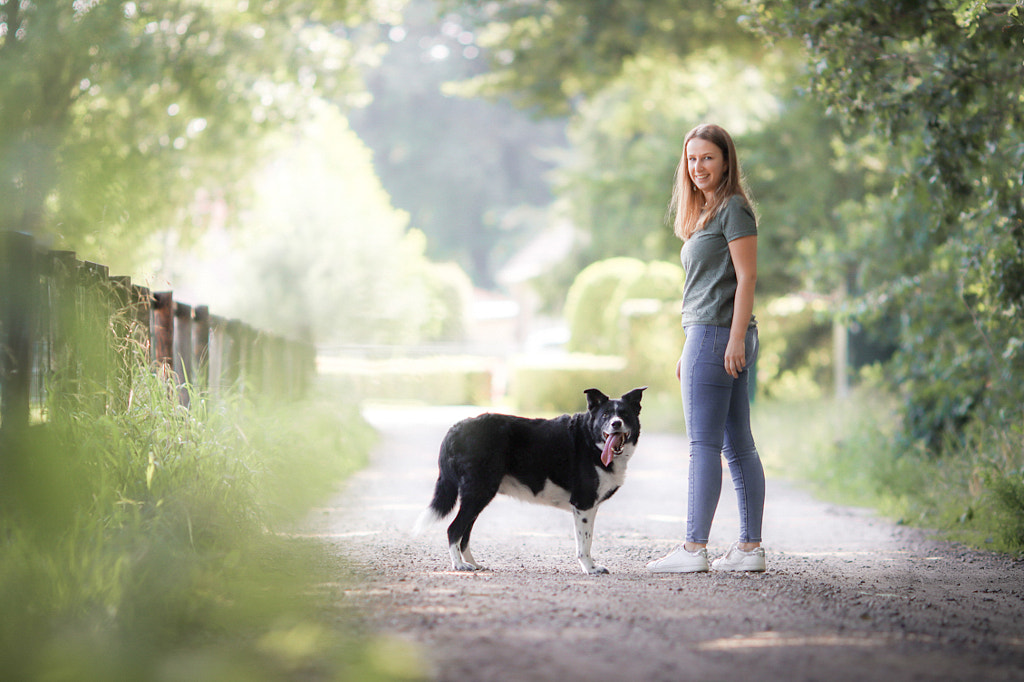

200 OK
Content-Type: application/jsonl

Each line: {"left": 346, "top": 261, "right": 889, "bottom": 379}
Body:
{"left": 413, "top": 458, "right": 459, "bottom": 535}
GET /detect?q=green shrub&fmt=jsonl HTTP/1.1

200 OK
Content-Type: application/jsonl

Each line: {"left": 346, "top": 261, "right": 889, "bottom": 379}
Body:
{"left": 508, "top": 353, "right": 630, "bottom": 414}
{"left": 318, "top": 355, "right": 492, "bottom": 405}
{"left": 754, "top": 295, "right": 833, "bottom": 401}
{"left": 603, "top": 261, "right": 684, "bottom": 354}
{"left": 760, "top": 385, "right": 1024, "bottom": 555}
{"left": 622, "top": 299, "right": 685, "bottom": 396}
{"left": 561, "top": 258, "right": 685, "bottom": 403}
{"left": 988, "top": 472, "right": 1024, "bottom": 549}
{"left": 421, "top": 261, "right": 474, "bottom": 343}
{"left": 564, "top": 257, "right": 646, "bottom": 354}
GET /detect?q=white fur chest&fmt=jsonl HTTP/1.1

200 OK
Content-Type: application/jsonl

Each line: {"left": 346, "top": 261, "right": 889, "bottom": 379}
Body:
{"left": 597, "top": 442, "right": 634, "bottom": 501}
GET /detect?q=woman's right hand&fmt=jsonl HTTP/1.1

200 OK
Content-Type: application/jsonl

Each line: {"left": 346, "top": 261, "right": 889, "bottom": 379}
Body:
{"left": 676, "top": 357, "right": 682, "bottom": 382}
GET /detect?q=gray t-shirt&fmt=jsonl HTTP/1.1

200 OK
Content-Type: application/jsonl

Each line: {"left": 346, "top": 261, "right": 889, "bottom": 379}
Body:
{"left": 680, "top": 194, "right": 758, "bottom": 328}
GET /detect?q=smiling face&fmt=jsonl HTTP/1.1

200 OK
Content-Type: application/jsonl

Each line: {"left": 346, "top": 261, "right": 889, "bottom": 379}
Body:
{"left": 686, "top": 137, "right": 727, "bottom": 203}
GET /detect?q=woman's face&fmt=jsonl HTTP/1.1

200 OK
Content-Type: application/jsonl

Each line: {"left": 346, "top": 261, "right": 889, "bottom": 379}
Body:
{"left": 686, "top": 137, "right": 726, "bottom": 201}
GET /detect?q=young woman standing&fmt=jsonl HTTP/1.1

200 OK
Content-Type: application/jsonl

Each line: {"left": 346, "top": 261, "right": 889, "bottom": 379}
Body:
{"left": 646, "top": 123, "right": 766, "bottom": 573}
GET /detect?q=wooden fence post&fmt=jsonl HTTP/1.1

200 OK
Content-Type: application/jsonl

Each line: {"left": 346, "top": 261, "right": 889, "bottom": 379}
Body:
{"left": 80, "top": 262, "right": 111, "bottom": 414}
{"left": 207, "top": 314, "right": 226, "bottom": 396}
{"left": 132, "top": 285, "right": 151, "bottom": 348}
{"left": 173, "top": 302, "right": 193, "bottom": 408}
{"left": 239, "top": 323, "right": 257, "bottom": 395}
{"left": 0, "top": 231, "right": 36, "bottom": 432}
{"left": 224, "top": 319, "right": 243, "bottom": 392}
{"left": 47, "top": 251, "right": 81, "bottom": 411}
{"left": 248, "top": 326, "right": 263, "bottom": 396}
{"left": 193, "top": 305, "right": 210, "bottom": 392}
{"left": 109, "top": 276, "right": 133, "bottom": 412}
{"left": 152, "top": 292, "right": 174, "bottom": 378}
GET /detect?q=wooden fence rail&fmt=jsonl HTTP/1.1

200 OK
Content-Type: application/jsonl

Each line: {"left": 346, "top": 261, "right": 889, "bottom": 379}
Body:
{"left": 0, "top": 231, "right": 315, "bottom": 432}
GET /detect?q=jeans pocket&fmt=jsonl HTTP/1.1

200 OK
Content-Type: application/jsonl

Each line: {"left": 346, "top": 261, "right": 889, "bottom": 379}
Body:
{"left": 711, "top": 327, "right": 731, "bottom": 360}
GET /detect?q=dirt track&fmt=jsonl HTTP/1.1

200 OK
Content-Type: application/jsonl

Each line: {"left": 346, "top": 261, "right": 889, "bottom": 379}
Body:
{"left": 307, "top": 405, "right": 1024, "bottom": 682}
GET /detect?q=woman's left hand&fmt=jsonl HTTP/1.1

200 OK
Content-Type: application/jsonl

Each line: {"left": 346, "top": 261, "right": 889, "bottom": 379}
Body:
{"left": 724, "top": 338, "right": 745, "bottom": 379}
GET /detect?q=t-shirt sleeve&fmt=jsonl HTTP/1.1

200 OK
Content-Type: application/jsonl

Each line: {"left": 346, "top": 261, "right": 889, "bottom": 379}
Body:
{"left": 722, "top": 195, "right": 757, "bottom": 242}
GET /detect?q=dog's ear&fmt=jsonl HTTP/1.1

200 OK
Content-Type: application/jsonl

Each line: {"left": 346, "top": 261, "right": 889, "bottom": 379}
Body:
{"left": 621, "top": 386, "right": 647, "bottom": 411}
{"left": 584, "top": 388, "right": 609, "bottom": 411}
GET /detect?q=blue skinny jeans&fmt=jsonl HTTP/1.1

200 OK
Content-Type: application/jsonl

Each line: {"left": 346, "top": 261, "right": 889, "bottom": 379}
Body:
{"left": 680, "top": 324, "right": 764, "bottom": 545}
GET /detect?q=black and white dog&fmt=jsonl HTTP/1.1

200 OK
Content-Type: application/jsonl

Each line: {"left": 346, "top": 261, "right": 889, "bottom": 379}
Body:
{"left": 415, "top": 387, "right": 646, "bottom": 574}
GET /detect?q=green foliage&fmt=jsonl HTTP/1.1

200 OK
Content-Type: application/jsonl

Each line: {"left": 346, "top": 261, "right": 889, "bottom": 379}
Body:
{"left": 169, "top": 104, "right": 474, "bottom": 347}
{"left": 318, "top": 355, "right": 493, "bottom": 406}
{"left": 564, "top": 257, "right": 646, "bottom": 354}
{"left": 508, "top": 354, "right": 629, "bottom": 415}
{"left": 421, "top": 261, "right": 475, "bottom": 342}
{"left": 549, "top": 48, "right": 796, "bottom": 277}
{"left": 745, "top": 0, "right": 1024, "bottom": 452}
{"left": 754, "top": 295, "right": 833, "bottom": 401}
{"left": 0, "top": 0, "right": 386, "bottom": 269}
{"left": 348, "top": 0, "right": 567, "bottom": 286}
{"left": 988, "top": 471, "right": 1024, "bottom": 550}
{"left": 443, "top": 0, "right": 754, "bottom": 116}
{"left": 562, "top": 257, "right": 685, "bottom": 398}
{"left": 0, "top": 347, "right": 420, "bottom": 680}
{"left": 758, "top": 388, "right": 1024, "bottom": 554}
{"left": 620, "top": 300, "right": 685, "bottom": 397}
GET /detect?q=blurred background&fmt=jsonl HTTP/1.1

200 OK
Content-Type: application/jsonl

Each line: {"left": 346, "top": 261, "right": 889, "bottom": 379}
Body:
{"left": 2, "top": 1, "right": 1023, "bottom": 679}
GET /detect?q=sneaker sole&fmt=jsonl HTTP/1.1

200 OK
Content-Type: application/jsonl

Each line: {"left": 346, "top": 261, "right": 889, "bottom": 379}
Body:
{"left": 647, "top": 564, "right": 710, "bottom": 574}
{"left": 711, "top": 558, "right": 766, "bottom": 572}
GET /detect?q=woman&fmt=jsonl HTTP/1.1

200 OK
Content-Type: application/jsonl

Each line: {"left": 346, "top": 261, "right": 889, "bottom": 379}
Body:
{"left": 646, "top": 123, "right": 766, "bottom": 573}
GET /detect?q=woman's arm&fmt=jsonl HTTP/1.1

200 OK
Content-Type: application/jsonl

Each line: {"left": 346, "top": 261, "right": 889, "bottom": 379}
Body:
{"left": 725, "top": 235, "right": 757, "bottom": 379}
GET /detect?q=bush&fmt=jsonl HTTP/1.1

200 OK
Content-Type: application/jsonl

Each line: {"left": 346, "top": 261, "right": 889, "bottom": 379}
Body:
{"left": 421, "top": 261, "right": 474, "bottom": 343}
{"left": 564, "top": 257, "right": 646, "bottom": 354}
{"left": 603, "top": 260, "right": 684, "bottom": 354}
{"left": 988, "top": 471, "right": 1024, "bottom": 550}
{"left": 754, "top": 295, "right": 833, "bottom": 401}
{"left": 318, "top": 355, "right": 493, "bottom": 405}
{"left": 508, "top": 353, "right": 630, "bottom": 414}
{"left": 622, "top": 299, "right": 685, "bottom": 396}
{"left": 562, "top": 258, "right": 685, "bottom": 402}
{"left": 759, "top": 386, "right": 1024, "bottom": 555}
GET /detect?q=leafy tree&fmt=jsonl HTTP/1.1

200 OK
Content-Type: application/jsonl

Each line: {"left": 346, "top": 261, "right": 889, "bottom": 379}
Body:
{"left": 348, "top": 0, "right": 566, "bottom": 287}
{"left": 548, "top": 47, "right": 827, "bottom": 297}
{"left": 0, "top": 0, "right": 387, "bottom": 270}
{"left": 443, "top": 1, "right": 869, "bottom": 304}
{"left": 164, "top": 104, "right": 472, "bottom": 345}
{"left": 442, "top": 0, "right": 755, "bottom": 115}
{"left": 746, "top": 0, "right": 1024, "bottom": 449}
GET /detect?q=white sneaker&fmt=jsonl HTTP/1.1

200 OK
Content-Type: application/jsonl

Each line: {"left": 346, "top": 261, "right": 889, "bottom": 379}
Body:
{"left": 646, "top": 546, "right": 709, "bottom": 573}
{"left": 711, "top": 543, "right": 766, "bottom": 572}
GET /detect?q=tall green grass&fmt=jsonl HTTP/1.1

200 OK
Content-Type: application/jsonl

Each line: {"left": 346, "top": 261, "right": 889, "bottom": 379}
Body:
{"left": 752, "top": 385, "right": 1024, "bottom": 554}
{"left": 0, "top": 353, "right": 424, "bottom": 681}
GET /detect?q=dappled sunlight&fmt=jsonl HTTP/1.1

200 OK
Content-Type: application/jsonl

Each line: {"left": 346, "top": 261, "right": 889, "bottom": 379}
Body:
{"left": 697, "top": 631, "right": 935, "bottom": 652}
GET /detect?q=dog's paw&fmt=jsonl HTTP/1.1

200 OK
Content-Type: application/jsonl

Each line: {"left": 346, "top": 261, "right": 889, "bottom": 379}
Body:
{"left": 580, "top": 562, "right": 610, "bottom": 575}
{"left": 452, "top": 561, "right": 482, "bottom": 571}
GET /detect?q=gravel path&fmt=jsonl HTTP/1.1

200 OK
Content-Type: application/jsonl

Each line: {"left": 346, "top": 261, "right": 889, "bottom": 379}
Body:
{"left": 307, "top": 405, "right": 1024, "bottom": 682}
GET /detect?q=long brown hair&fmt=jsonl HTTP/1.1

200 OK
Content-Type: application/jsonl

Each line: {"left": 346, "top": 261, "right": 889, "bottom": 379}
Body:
{"left": 669, "top": 123, "right": 752, "bottom": 240}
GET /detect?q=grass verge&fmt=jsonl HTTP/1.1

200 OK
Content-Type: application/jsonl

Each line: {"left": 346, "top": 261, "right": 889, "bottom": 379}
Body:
{"left": 752, "top": 387, "right": 1024, "bottom": 555}
{"left": 0, "top": 367, "right": 425, "bottom": 681}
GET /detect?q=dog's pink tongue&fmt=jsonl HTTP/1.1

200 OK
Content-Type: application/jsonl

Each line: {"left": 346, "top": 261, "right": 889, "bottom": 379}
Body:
{"left": 601, "top": 433, "right": 624, "bottom": 467}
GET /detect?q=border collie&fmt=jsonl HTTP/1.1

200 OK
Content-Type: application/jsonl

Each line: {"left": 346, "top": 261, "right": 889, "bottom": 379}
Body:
{"left": 415, "top": 387, "right": 646, "bottom": 574}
